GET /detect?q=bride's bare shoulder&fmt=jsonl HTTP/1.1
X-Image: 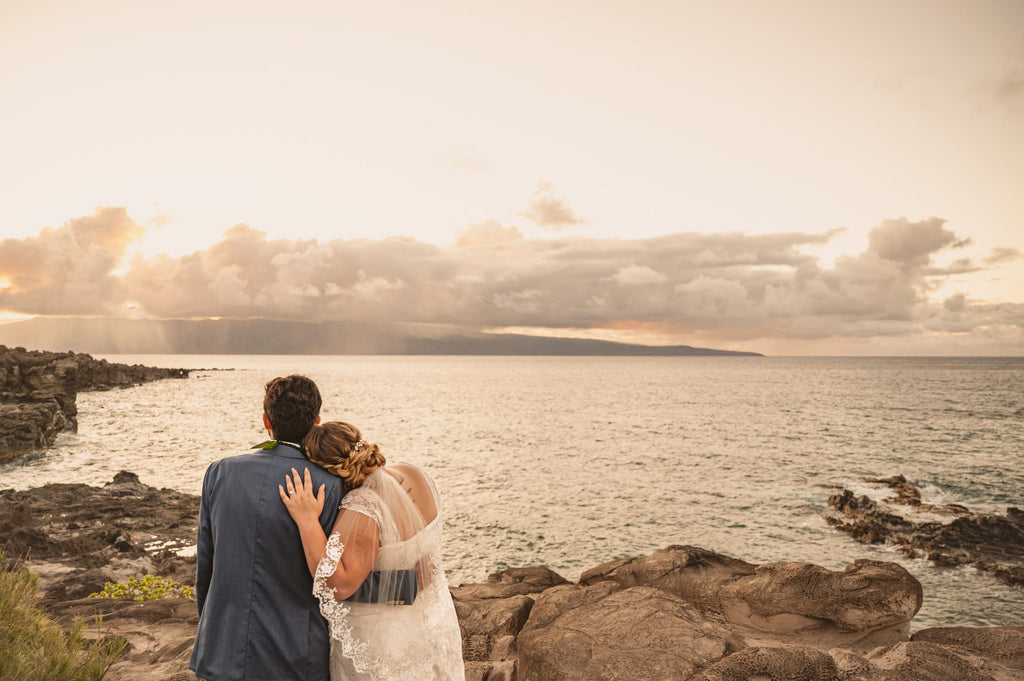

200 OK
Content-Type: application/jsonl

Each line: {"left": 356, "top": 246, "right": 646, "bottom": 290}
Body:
{"left": 386, "top": 461, "right": 428, "bottom": 478}
{"left": 384, "top": 462, "right": 434, "bottom": 492}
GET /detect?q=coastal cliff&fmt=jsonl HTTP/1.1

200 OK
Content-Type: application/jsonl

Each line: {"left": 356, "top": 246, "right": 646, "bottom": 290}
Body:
{"left": 1, "top": 472, "right": 1022, "bottom": 681}
{"left": 0, "top": 345, "right": 188, "bottom": 462}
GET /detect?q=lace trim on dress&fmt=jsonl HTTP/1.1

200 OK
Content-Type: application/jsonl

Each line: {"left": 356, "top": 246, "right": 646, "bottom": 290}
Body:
{"left": 340, "top": 487, "right": 386, "bottom": 528}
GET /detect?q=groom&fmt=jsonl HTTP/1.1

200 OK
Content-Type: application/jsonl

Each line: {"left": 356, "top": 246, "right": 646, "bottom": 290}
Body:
{"left": 190, "top": 375, "right": 345, "bottom": 681}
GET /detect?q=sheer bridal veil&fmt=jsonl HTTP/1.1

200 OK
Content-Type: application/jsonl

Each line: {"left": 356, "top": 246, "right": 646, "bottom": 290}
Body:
{"left": 312, "top": 467, "right": 457, "bottom": 680}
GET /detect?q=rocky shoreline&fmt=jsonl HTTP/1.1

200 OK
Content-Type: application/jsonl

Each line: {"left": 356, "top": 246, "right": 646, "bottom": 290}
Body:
{"left": 826, "top": 475, "right": 1024, "bottom": 587}
{"left": 1, "top": 472, "right": 1022, "bottom": 680}
{"left": 0, "top": 345, "right": 189, "bottom": 462}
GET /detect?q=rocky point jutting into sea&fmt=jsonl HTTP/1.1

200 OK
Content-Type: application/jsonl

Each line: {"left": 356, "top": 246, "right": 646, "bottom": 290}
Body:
{"left": 0, "top": 345, "right": 189, "bottom": 462}
{"left": 827, "top": 475, "right": 1024, "bottom": 588}
{"left": 1, "top": 472, "right": 1022, "bottom": 681}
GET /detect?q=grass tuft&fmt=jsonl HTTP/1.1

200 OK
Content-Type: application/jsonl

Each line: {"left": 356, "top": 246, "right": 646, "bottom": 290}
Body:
{"left": 0, "top": 549, "right": 126, "bottom": 681}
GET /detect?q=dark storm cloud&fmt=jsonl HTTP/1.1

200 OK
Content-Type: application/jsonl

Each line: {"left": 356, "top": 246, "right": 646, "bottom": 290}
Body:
{"left": 1, "top": 211, "right": 1020, "bottom": 344}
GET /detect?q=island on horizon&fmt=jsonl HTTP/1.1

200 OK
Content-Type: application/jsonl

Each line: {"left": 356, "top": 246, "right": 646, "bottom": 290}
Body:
{"left": 0, "top": 317, "right": 763, "bottom": 357}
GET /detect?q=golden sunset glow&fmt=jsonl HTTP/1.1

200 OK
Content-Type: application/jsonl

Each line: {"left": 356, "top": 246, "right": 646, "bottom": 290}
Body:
{"left": 1, "top": 0, "right": 1023, "bottom": 354}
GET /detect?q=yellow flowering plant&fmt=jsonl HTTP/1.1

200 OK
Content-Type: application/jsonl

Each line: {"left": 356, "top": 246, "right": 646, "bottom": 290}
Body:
{"left": 89, "top": 574, "right": 194, "bottom": 601}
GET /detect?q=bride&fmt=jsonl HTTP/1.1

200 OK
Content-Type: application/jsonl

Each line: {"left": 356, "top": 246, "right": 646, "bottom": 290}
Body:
{"left": 279, "top": 421, "right": 465, "bottom": 681}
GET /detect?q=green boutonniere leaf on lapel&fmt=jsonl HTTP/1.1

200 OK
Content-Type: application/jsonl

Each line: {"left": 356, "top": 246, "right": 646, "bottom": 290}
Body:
{"left": 251, "top": 439, "right": 306, "bottom": 452}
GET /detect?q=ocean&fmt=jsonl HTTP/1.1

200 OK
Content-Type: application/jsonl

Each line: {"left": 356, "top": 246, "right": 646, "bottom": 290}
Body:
{"left": 2, "top": 355, "right": 1021, "bottom": 629}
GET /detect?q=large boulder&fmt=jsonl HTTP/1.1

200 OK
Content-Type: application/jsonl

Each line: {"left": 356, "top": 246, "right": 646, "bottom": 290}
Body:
{"left": 912, "top": 626, "right": 1024, "bottom": 671}
{"left": 580, "top": 545, "right": 921, "bottom": 650}
{"left": 452, "top": 568, "right": 565, "bottom": 681}
{"left": 454, "top": 593, "right": 533, "bottom": 681}
{"left": 579, "top": 544, "right": 755, "bottom": 612}
{"left": 452, "top": 566, "right": 568, "bottom": 601}
{"left": 870, "top": 641, "right": 998, "bottom": 681}
{"left": 715, "top": 559, "right": 921, "bottom": 648}
{"left": 517, "top": 583, "right": 743, "bottom": 681}
{"left": 694, "top": 646, "right": 840, "bottom": 681}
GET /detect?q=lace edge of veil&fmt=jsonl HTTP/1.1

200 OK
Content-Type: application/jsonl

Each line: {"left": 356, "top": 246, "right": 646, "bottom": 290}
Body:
{"left": 313, "top": 531, "right": 386, "bottom": 679}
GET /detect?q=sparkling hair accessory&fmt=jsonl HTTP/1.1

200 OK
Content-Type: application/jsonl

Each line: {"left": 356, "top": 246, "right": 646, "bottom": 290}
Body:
{"left": 352, "top": 439, "right": 367, "bottom": 452}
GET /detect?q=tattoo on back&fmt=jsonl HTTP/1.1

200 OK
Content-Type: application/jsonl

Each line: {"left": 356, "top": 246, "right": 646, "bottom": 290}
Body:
{"left": 395, "top": 473, "right": 416, "bottom": 501}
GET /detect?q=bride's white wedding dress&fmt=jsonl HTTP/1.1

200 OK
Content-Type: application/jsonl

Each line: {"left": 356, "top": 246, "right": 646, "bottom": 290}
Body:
{"left": 313, "top": 466, "right": 465, "bottom": 681}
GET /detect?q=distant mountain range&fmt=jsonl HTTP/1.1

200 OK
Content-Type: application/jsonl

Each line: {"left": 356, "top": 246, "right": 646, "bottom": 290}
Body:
{"left": 0, "top": 317, "right": 763, "bottom": 357}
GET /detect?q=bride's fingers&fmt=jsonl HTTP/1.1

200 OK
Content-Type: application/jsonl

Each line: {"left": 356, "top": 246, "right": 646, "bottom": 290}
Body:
{"left": 304, "top": 467, "right": 313, "bottom": 492}
{"left": 291, "top": 467, "right": 304, "bottom": 493}
{"left": 278, "top": 484, "right": 290, "bottom": 503}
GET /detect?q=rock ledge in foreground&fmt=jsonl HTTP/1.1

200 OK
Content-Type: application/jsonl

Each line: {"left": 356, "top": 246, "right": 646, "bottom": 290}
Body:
{"left": 3, "top": 474, "right": 1023, "bottom": 681}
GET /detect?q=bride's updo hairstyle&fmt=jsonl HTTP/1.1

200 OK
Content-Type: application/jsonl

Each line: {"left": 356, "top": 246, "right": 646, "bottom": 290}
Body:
{"left": 304, "top": 421, "right": 386, "bottom": 488}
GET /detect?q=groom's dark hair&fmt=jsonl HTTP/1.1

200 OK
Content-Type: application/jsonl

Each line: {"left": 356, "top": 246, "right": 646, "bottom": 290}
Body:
{"left": 264, "top": 375, "right": 322, "bottom": 443}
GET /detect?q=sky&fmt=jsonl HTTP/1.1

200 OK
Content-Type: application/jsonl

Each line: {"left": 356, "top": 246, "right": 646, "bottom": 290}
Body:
{"left": 1, "top": 0, "right": 1022, "bottom": 355}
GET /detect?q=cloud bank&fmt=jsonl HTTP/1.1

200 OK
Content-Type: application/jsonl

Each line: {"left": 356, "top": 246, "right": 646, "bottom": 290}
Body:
{"left": 1, "top": 208, "right": 1021, "bottom": 350}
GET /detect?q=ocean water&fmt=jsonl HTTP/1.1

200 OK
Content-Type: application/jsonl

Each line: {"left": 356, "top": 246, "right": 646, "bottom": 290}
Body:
{"left": 2, "top": 355, "right": 1022, "bottom": 630}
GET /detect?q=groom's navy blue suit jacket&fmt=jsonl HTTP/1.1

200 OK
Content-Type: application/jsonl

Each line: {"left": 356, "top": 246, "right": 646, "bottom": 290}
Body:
{"left": 190, "top": 443, "right": 345, "bottom": 681}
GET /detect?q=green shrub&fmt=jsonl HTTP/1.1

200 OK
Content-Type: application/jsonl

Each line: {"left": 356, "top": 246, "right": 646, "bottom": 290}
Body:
{"left": 0, "top": 549, "right": 126, "bottom": 681}
{"left": 89, "top": 574, "right": 194, "bottom": 601}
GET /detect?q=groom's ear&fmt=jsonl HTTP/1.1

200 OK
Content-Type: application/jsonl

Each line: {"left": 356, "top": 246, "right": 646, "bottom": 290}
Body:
{"left": 263, "top": 413, "right": 272, "bottom": 434}
{"left": 315, "top": 416, "right": 321, "bottom": 425}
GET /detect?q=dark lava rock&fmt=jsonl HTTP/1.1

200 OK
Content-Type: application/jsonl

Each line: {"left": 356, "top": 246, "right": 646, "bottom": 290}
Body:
{"left": 48, "top": 597, "right": 200, "bottom": 681}
{"left": 0, "top": 470, "right": 199, "bottom": 598}
{"left": 827, "top": 476, "right": 1024, "bottom": 586}
{"left": 0, "top": 345, "right": 188, "bottom": 461}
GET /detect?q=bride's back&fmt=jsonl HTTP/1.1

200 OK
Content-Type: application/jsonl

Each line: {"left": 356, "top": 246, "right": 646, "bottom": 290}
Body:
{"left": 351, "top": 464, "right": 443, "bottom": 586}
{"left": 383, "top": 463, "right": 438, "bottom": 531}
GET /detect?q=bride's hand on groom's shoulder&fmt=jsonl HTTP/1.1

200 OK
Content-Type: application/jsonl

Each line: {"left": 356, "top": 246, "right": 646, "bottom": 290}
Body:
{"left": 279, "top": 467, "right": 325, "bottom": 525}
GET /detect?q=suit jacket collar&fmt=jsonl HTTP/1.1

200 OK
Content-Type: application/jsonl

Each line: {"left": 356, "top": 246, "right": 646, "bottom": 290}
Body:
{"left": 262, "top": 442, "right": 307, "bottom": 460}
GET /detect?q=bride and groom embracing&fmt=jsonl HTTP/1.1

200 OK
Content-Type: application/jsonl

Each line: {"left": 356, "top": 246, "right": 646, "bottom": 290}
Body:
{"left": 189, "top": 375, "right": 465, "bottom": 681}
